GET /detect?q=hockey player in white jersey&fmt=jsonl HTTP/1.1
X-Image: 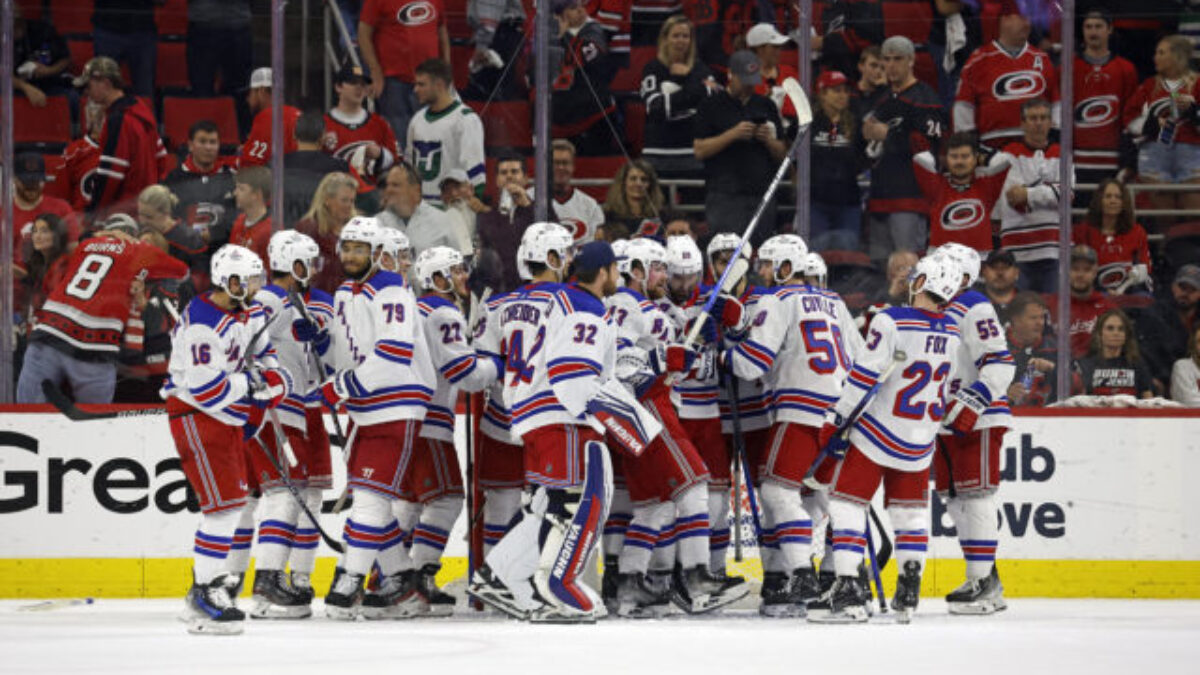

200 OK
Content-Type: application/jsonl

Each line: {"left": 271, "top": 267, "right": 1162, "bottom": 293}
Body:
{"left": 810, "top": 252, "right": 962, "bottom": 624}
{"left": 723, "top": 234, "right": 863, "bottom": 617}
{"left": 803, "top": 252, "right": 828, "bottom": 288}
{"left": 318, "top": 216, "right": 437, "bottom": 620}
{"left": 243, "top": 231, "right": 336, "bottom": 619}
{"left": 164, "top": 244, "right": 291, "bottom": 635}
{"left": 935, "top": 243, "right": 1015, "bottom": 615}
{"left": 401, "top": 246, "right": 501, "bottom": 615}
{"left": 378, "top": 226, "right": 413, "bottom": 277}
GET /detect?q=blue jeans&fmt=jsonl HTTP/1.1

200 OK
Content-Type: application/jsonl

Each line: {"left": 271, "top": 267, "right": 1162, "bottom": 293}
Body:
{"left": 809, "top": 202, "right": 863, "bottom": 251}
{"left": 92, "top": 27, "right": 157, "bottom": 97}
{"left": 16, "top": 340, "right": 117, "bottom": 404}
{"left": 381, "top": 78, "right": 419, "bottom": 142}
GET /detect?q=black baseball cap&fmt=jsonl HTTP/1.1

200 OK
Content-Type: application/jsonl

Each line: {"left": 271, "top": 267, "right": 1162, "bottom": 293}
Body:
{"left": 334, "top": 63, "right": 372, "bottom": 85}
{"left": 15, "top": 153, "right": 46, "bottom": 183}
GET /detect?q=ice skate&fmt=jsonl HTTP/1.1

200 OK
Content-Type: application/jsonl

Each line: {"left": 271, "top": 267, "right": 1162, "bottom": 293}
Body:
{"left": 616, "top": 572, "right": 671, "bottom": 619}
{"left": 361, "top": 570, "right": 423, "bottom": 620}
{"left": 466, "top": 565, "right": 530, "bottom": 620}
{"left": 947, "top": 564, "right": 1007, "bottom": 615}
{"left": 601, "top": 556, "right": 620, "bottom": 615}
{"left": 415, "top": 564, "right": 456, "bottom": 617}
{"left": 890, "top": 561, "right": 923, "bottom": 623}
{"left": 249, "top": 570, "right": 312, "bottom": 619}
{"left": 323, "top": 567, "right": 364, "bottom": 621}
{"left": 807, "top": 575, "right": 870, "bottom": 624}
{"left": 670, "top": 565, "right": 748, "bottom": 615}
{"left": 759, "top": 571, "right": 805, "bottom": 618}
{"left": 289, "top": 571, "right": 315, "bottom": 605}
{"left": 183, "top": 574, "right": 245, "bottom": 635}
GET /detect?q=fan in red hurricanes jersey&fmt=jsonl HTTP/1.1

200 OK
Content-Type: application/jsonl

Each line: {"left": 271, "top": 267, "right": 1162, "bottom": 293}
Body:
{"left": 47, "top": 100, "right": 105, "bottom": 212}
{"left": 953, "top": 4, "right": 1060, "bottom": 149}
{"left": 913, "top": 132, "right": 1011, "bottom": 253}
{"left": 240, "top": 68, "right": 300, "bottom": 169}
{"left": 16, "top": 218, "right": 190, "bottom": 404}
{"left": 1072, "top": 11, "right": 1138, "bottom": 182}
{"left": 322, "top": 64, "right": 400, "bottom": 184}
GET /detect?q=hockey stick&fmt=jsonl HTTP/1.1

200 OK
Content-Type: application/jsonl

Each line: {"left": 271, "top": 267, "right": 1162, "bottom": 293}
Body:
{"left": 249, "top": 433, "right": 344, "bottom": 553}
{"left": 286, "top": 288, "right": 347, "bottom": 449}
{"left": 17, "top": 598, "right": 94, "bottom": 612}
{"left": 723, "top": 359, "right": 764, "bottom": 557}
{"left": 242, "top": 311, "right": 298, "bottom": 469}
{"left": 864, "top": 520, "right": 888, "bottom": 616}
{"left": 868, "top": 505, "right": 893, "bottom": 571}
{"left": 41, "top": 381, "right": 166, "bottom": 420}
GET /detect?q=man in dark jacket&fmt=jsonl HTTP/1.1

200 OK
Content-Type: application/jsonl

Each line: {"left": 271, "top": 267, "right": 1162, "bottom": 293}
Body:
{"left": 283, "top": 112, "right": 352, "bottom": 227}
{"left": 476, "top": 152, "right": 535, "bottom": 293}
{"left": 1134, "top": 265, "right": 1200, "bottom": 393}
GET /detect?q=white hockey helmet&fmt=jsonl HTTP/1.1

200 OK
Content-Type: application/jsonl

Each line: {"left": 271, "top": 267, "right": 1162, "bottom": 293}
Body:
{"left": 267, "top": 230, "right": 321, "bottom": 282}
{"left": 211, "top": 244, "right": 265, "bottom": 301}
{"left": 803, "top": 251, "right": 828, "bottom": 287}
{"left": 665, "top": 235, "right": 703, "bottom": 277}
{"left": 758, "top": 234, "right": 809, "bottom": 283}
{"left": 911, "top": 251, "right": 962, "bottom": 304}
{"left": 518, "top": 222, "right": 573, "bottom": 278}
{"left": 515, "top": 240, "right": 533, "bottom": 281}
{"left": 937, "top": 242, "right": 981, "bottom": 289}
{"left": 611, "top": 239, "right": 631, "bottom": 276}
{"left": 339, "top": 215, "right": 384, "bottom": 253}
{"left": 624, "top": 237, "right": 666, "bottom": 278}
{"left": 706, "top": 232, "right": 751, "bottom": 272}
{"left": 414, "top": 246, "right": 466, "bottom": 292}
{"left": 377, "top": 227, "right": 412, "bottom": 273}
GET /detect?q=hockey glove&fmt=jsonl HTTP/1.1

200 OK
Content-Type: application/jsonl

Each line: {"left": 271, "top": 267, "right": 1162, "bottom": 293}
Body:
{"left": 711, "top": 294, "right": 747, "bottom": 331}
{"left": 292, "top": 318, "right": 319, "bottom": 342}
{"left": 819, "top": 410, "right": 850, "bottom": 458}
{"left": 649, "top": 344, "right": 697, "bottom": 375}
{"left": 247, "top": 368, "right": 289, "bottom": 409}
{"left": 943, "top": 381, "right": 990, "bottom": 435}
{"left": 243, "top": 405, "right": 266, "bottom": 441}
{"left": 320, "top": 369, "right": 366, "bottom": 407}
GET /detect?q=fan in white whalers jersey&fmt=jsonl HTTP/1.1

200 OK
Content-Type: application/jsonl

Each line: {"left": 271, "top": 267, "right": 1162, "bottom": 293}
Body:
{"left": 723, "top": 234, "right": 863, "bottom": 617}
{"left": 244, "top": 230, "right": 336, "bottom": 619}
{"left": 407, "top": 59, "right": 486, "bottom": 206}
{"left": 317, "top": 216, "right": 438, "bottom": 621}
{"left": 810, "top": 252, "right": 963, "bottom": 624}
{"left": 935, "top": 243, "right": 1016, "bottom": 615}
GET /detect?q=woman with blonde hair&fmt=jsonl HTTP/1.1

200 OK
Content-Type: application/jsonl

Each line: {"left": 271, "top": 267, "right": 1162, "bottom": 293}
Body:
{"left": 640, "top": 14, "right": 717, "bottom": 178}
{"left": 602, "top": 159, "right": 665, "bottom": 240}
{"left": 137, "top": 184, "right": 208, "bottom": 277}
{"left": 294, "top": 171, "right": 359, "bottom": 293}
{"left": 1075, "top": 309, "right": 1154, "bottom": 399}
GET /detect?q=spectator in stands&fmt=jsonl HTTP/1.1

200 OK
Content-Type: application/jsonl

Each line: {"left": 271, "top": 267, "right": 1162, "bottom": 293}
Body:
{"left": 928, "top": 0, "right": 982, "bottom": 109}
{"left": 1073, "top": 8, "right": 1139, "bottom": 194}
{"left": 12, "top": 154, "right": 79, "bottom": 264}
{"left": 294, "top": 172, "right": 360, "bottom": 294}
{"left": 602, "top": 159, "right": 665, "bottom": 241}
{"left": 853, "top": 46, "right": 886, "bottom": 111}
{"left": 466, "top": 0, "right": 528, "bottom": 101}
{"left": 810, "top": 69, "right": 866, "bottom": 252}
{"left": 12, "top": 5, "right": 74, "bottom": 110}
{"left": 1170, "top": 324, "right": 1200, "bottom": 405}
{"left": 1073, "top": 179, "right": 1152, "bottom": 295}
{"left": 1006, "top": 290, "right": 1060, "bottom": 405}
{"left": 954, "top": 2, "right": 1059, "bottom": 149}
{"left": 1076, "top": 309, "right": 1155, "bottom": 398}
{"left": 548, "top": 0, "right": 620, "bottom": 155}
{"left": 47, "top": 101, "right": 105, "bottom": 212}
{"left": 747, "top": 23, "right": 798, "bottom": 127}
{"left": 1124, "top": 35, "right": 1200, "bottom": 217}
{"left": 640, "top": 14, "right": 717, "bottom": 180}
{"left": 240, "top": 68, "right": 301, "bottom": 168}
{"left": 440, "top": 169, "right": 487, "bottom": 246}
{"left": 878, "top": 250, "right": 920, "bottom": 307}
{"left": 229, "top": 167, "right": 274, "bottom": 266}
{"left": 14, "top": 214, "right": 72, "bottom": 328}
{"left": 981, "top": 248, "right": 1020, "bottom": 325}
{"left": 663, "top": 215, "right": 694, "bottom": 240}
{"left": 91, "top": 0, "right": 158, "bottom": 97}
{"left": 359, "top": 0, "right": 451, "bottom": 140}
{"left": 913, "top": 131, "right": 1011, "bottom": 253}
{"left": 1050, "top": 244, "right": 1116, "bottom": 359}
{"left": 376, "top": 161, "right": 473, "bottom": 257}
{"left": 163, "top": 121, "right": 237, "bottom": 256}
{"left": 477, "top": 152, "right": 536, "bottom": 292}
{"left": 997, "top": 97, "right": 1070, "bottom": 293}
{"left": 814, "top": 0, "right": 883, "bottom": 82}
{"left": 75, "top": 57, "right": 167, "bottom": 221}
{"left": 408, "top": 59, "right": 487, "bottom": 206}
{"left": 862, "top": 36, "right": 945, "bottom": 265}
{"left": 325, "top": 63, "right": 401, "bottom": 185}
{"left": 137, "top": 184, "right": 208, "bottom": 271}
{"left": 284, "top": 112, "right": 352, "bottom": 227}
{"left": 540, "top": 139, "right": 606, "bottom": 244}
{"left": 1137, "top": 264, "right": 1200, "bottom": 394}
{"left": 694, "top": 50, "right": 786, "bottom": 247}
{"left": 186, "top": 0, "right": 254, "bottom": 134}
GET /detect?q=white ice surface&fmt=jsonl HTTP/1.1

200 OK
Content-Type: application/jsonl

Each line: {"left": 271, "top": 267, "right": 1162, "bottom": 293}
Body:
{"left": 2, "top": 599, "right": 1198, "bottom": 675}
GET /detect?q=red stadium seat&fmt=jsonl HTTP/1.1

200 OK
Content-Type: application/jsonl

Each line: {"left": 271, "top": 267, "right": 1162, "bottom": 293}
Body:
{"left": 13, "top": 96, "right": 72, "bottom": 150}
{"left": 611, "top": 47, "right": 657, "bottom": 94}
{"left": 17, "top": 0, "right": 43, "bottom": 20}
{"left": 156, "top": 40, "right": 190, "bottom": 90}
{"left": 467, "top": 100, "right": 533, "bottom": 150}
{"left": 162, "top": 96, "right": 240, "bottom": 152}
{"left": 67, "top": 39, "right": 93, "bottom": 74}
{"left": 50, "top": 0, "right": 94, "bottom": 37}
{"left": 622, "top": 99, "right": 645, "bottom": 156}
{"left": 156, "top": 0, "right": 189, "bottom": 36}
{"left": 820, "top": 249, "right": 873, "bottom": 269}
{"left": 450, "top": 43, "right": 473, "bottom": 91}
{"left": 881, "top": 0, "right": 934, "bottom": 44}
{"left": 914, "top": 51, "right": 937, "bottom": 89}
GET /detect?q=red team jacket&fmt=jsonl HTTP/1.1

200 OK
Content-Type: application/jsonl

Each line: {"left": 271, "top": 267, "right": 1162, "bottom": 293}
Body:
{"left": 322, "top": 110, "right": 401, "bottom": 175}
{"left": 1072, "top": 53, "right": 1138, "bottom": 172}
{"left": 1072, "top": 223, "right": 1153, "bottom": 291}
{"left": 91, "top": 95, "right": 168, "bottom": 217}
{"left": 955, "top": 41, "right": 1059, "bottom": 148}
{"left": 913, "top": 151, "right": 1011, "bottom": 252}
{"left": 47, "top": 135, "right": 101, "bottom": 212}
{"left": 228, "top": 213, "right": 274, "bottom": 267}
{"left": 240, "top": 105, "right": 301, "bottom": 168}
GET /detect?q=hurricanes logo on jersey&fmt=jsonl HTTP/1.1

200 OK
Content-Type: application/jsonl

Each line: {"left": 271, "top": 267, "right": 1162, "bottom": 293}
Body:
{"left": 1096, "top": 261, "right": 1131, "bottom": 291}
{"left": 940, "top": 199, "right": 986, "bottom": 231}
{"left": 992, "top": 70, "right": 1046, "bottom": 101}
{"left": 562, "top": 218, "right": 588, "bottom": 242}
{"left": 1075, "top": 96, "right": 1119, "bottom": 128}
{"left": 395, "top": 1, "right": 436, "bottom": 26}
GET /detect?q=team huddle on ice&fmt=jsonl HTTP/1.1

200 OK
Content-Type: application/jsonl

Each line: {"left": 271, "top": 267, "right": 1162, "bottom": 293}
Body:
{"left": 165, "top": 217, "right": 1015, "bottom": 635}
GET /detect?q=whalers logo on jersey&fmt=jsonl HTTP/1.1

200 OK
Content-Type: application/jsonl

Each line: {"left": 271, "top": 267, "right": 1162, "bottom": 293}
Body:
{"left": 412, "top": 140, "right": 443, "bottom": 181}
{"left": 992, "top": 70, "right": 1047, "bottom": 101}
{"left": 940, "top": 199, "right": 986, "bottom": 231}
{"left": 395, "top": 1, "right": 436, "bottom": 26}
{"left": 1075, "top": 95, "right": 1119, "bottom": 128}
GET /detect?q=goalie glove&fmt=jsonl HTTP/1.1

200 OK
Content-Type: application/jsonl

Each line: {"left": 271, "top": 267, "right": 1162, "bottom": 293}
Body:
{"left": 320, "top": 369, "right": 367, "bottom": 407}
{"left": 943, "top": 381, "right": 991, "bottom": 435}
{"left": 585, "top": 385, "right": 660, "bottom": 457}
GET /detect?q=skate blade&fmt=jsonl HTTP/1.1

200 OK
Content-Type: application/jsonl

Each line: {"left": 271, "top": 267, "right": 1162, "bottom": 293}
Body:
{"left": 419, "top": 603, "right": 456, "bottom": 618}
{"left": 466, "top": 585, "right": 529, "bottom": 621}
{"left": 807, "top": 607, "right": 869, "bottom": 624}
{"left": 617, "top": 602, "right": 672, "bottom": 619}
{"left": 759, "top": 603, "right": 808, "bottom": 618}
{"left": 528, "top": 607, "right": 598, "bottom": 624}
{"left": 360, "top": 599, "right": 423, "bottom": 620}
{"left": 323, "top": 605, "right": 361, "bottom": 621}
{"left": 187, "top": 618, "right": 244, "bottom": 635}
{"left": 948, "top": 599, "right": 1006, "bottom": 616}
{"left": 871, "top": 609, "right": 913, "bottom": 624}
{"left": 249, "top": 601, "right": 313, "bottom": 620}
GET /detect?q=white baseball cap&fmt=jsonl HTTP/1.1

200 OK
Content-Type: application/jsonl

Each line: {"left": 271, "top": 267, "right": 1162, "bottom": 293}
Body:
{"left": 248, "top": 67, "right": 273, "bottom": 90}
{"left": 746, "top": 23, "right": 790, "bottom": 48}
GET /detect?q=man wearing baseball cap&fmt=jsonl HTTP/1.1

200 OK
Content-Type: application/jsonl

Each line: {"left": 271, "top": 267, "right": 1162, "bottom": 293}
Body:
{"left": 1139, "top": 264, "right": 1200, "bottom": 393}
{"left": 693, "top": 50, "right": 787, "bottom": 246}
{"left": 1047, "top": 245, "right": 1116, "bottom": 359}
{"left": 239, "top": 67, "right": 300, "bottom": 169}
{"left": 11, "top": 153, "right": 81, "bottom": 263}
{"left": 323, "top": 63, "right": 398, "bottom": 183}
{"left": 746, "top": 23, "right": 799, "bottom": 121}
{"left": 74, "top": 56, "right": 167, "bottom": 220}
{"left": 809, "top": 69, "right": 865, "bottom": 251}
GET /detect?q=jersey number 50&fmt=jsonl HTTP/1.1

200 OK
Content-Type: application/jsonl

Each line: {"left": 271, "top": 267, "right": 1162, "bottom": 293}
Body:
{"left": 800, "top": 320, "right": 849, "bottom": 374}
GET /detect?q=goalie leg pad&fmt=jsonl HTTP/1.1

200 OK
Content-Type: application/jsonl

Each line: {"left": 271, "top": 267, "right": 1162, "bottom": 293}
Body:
{"left": 543, "top": 441, "right": 611, "bottom": 615}
{"left": 484, "top": 487, "right": 549, "bottom": 612}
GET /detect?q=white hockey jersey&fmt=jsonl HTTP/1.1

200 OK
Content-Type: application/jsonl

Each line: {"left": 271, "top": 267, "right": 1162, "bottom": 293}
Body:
{"left": 474, "top": 290, "right": 520, "bottom": 444}
{"left": 326, "top": 270, "right": 436, "bottom": 426}
{"left": 833, "top": 307, "right": 961, "bottom": 472}
{"left": 164, "top": 295, "right": 290, "bottom": 427}
{"left": 665, "top": 286, "right": 721, "bottom": 420}
{"left": 943, "top": 289, "right": 1016, "bottom": 431}
{"left": 256, "top": 284, "right": 336, "bottom": 430}
{"left": 718, "top": 285, "right": 778, "bottom": 434}
{"left": 407, "top": 101, "right": 486, "bottom": 206}
{"left": 727, "top": 284, "right": 864, "bottom": 429}
{"left": 608, "top": 286, "right": 672, "bottom": 397}
{"left": 529, "top": 186, "right": 606, "bottom": 245}
{"left": 417, "top": 294, "right": 500, "bottom": 442}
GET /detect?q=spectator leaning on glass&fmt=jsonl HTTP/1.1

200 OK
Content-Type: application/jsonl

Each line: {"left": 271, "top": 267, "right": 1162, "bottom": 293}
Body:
{"left": 240, "top": 68, "right": 301, "bottom": 169}
{"left": 1124, "top": 35, "right": 1200, "bottom": 215}
{"left": 1050, "top": 244, "right": 1116, "bottom": 360}
{"left": 1076, "top": 309, "right": 1155, "bottom": 399}
{"left": 809, "top": 69, "right": 866, "bottom": 252}
{"left": 601, "top": 159, "right": 665, "bottom": 242}
{"left": 408, "top": 58, "right": 487, "bottom": 206}
{"left": 1171, "top": 324, "right": 1200, "bottom": 405}
{"left": 861, "top": 36, "right": 945, "bottom": 264}
{"left": 1136, "top": 264, "right": 1200, "bottom": 394}
{"left": 640, "top": 14, "right": 717, "bottom": 179}
{"left": 693, "top": 50, "right": 786, "bottom": 247}
{"left": 996, "top": 98, "right": 1072, "bottom": 294}
{"left": 913, "top": 131, "right": 1011, "bottom": 254}
{"left": 981, "top": 248, "right": 1020, "bottom": 325}
{"left": 376, "top": 161, "right": 473, "bottom": 257}
{"left": 1073, "top": 179, "right": 1152, "bottom": 295}
{"left": 1005, "top": 290, "right": 1059, "bottom": 406}
{"left": 359, "top": 0, "right": 451, "bottom": 141}
{"left": 91, "top": 0, "right": 158, "bottom": 97}
{"left": 294, "top": 172, "right": 360, "bottom": 295}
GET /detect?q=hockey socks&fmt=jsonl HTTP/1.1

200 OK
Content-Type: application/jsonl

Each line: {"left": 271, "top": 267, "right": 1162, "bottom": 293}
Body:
{"left": 410, "top": 496, "right": 463, "bottom": 569}
{"left": 254, "top": 489, "right": 299, "bottom": 573}
{"left": 760, "top": 481, "right": 815, "bottom": 571}
{"left": 287, "top": 487, "right": 323, "bottom": 578}
{"left": 224, "top": 496, "right": 258, "bottom": 578}
{"left": 707, "top": 487, "right": 730, "bottom": 573}
{"left": 827, "top": 498, "right": 868, "bottom": 577}
{"left": 619, "top": 501, "right": 672, "bottom": 575}
{"left": 889, "top": 505, "right": 929, "bottom": 575}
{"left": 193, "top": 508, "right": 243, "bottom": 584}
{"left": 951, "top": 494, "right": 999, "bottom": 580}
{"left": 482, "top": 487, "right": 522, "bottom": 558}
{"left": 602, "top": 488, "right": 632, "bottom": 561}
{"left": 674, "top": 484, "right": 711, "bottom": 570}
{"left": 340, "top": 490, "right": 406, "bottom": 577}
